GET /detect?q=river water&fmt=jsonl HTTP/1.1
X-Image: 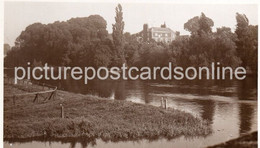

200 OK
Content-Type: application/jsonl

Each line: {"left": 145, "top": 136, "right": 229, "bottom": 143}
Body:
{"left": 4, "top": 77, "right": 257, "bottom": 148}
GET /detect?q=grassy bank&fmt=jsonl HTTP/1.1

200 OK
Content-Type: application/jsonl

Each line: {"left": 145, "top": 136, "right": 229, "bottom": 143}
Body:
{"left": 4, "top": 82, "right": 212, "bottom": 141}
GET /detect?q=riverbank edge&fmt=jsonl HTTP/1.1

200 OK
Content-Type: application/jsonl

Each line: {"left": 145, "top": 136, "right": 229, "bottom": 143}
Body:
{"left": 4, "top": 83, "right": 212, "bottom": 142}
{"left": 208, "top": 131, "right": 257, "bottom": 148}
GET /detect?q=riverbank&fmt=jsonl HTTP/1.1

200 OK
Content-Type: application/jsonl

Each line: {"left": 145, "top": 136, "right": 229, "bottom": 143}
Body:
{"left": 208, "top": 131, "right": 257, "bottom": 148}
{"left": 4, "top": 82, "right": 212, "bottom": 141}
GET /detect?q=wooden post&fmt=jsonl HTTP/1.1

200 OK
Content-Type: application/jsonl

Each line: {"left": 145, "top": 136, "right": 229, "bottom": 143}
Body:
{"left": 60, "top": 104, "right": 64, "bottom": 118}
{"left": 42, "top": 83, "right": 45, "bottom": 90}
{"left": 48, "top": 92, "right": 54, "bottom": 100}
{"left": 161, "top": 97, "right": 164, "bottom": 108}
{"left": 33, "top": 94, "right": 38, "bottom": 103}
{"left": 164, "top": 98, "right": 167, "bottom": 109}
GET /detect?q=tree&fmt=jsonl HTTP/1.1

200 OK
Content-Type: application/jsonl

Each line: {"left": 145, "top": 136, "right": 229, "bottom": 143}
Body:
{"left": 235, "top": 13, "right": 258, "bottom": 73}
{"left": 124, "top": 32, "right": 132, "bottom": 43}
{"left": 212, "top": 27, "right": 241, "bottom": 68}
{"left": 112, "top": 4, "right": 125, "bottom": 66}
{"left": 4, "top": 15, "right": 112, "bottom": 68}
{"left": 124, "top": 40, "right": 140, "bottom": 66}
{"left": 184, "top": 13, "right": 214, "bottom": 36}
{"left": 182, "top": 13, "right": 240, "bottom": 68}
{"left": 168, "top": 36, "right": 190, "bottom": 67}
{"left": 183, "top": 13, "right": 215, "bottom": 67}
{"left": 138, "top": 43, "right": 168, "bottom": 67}
{"left": 248, "top": 25, "right": 258, "bottom": 72}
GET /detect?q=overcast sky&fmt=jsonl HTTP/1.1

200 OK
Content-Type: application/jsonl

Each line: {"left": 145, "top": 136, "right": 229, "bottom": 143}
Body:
{"left": 4, "top": 2, "right": 258, "bottom": 46}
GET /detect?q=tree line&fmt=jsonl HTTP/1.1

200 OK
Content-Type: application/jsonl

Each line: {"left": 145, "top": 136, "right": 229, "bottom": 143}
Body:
{"left": 5, "top": 4, "right": 258, "bottom": 74}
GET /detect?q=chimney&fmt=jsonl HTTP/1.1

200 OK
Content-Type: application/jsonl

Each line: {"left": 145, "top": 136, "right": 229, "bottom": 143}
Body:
{"left": 161, "top": 22, "right": 166, "bottom": 28}
{"left": 143, "top": 24, "right": 148, "bottom": 42}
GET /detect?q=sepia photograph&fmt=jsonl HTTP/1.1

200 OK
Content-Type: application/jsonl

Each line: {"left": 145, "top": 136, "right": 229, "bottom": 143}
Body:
{"left": 2, "top": 1, "right": 258, "bottom": 148}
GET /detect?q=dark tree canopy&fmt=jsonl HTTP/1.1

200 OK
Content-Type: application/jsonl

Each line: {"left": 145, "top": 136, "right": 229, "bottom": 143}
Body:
{"left": 235, "top": 13, "right": 258, "bottom": 72}
{"left": 5, "top": 15, "right": 112, "bottom": 68}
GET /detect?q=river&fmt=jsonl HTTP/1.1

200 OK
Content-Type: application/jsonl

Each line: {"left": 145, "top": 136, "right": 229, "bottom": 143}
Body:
{"left": 4, "top": 77, "right": 257, "bottom": 148}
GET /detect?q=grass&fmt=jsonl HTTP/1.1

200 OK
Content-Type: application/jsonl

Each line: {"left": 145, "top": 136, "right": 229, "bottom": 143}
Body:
{"left": 4, "top": 82, "right": 212, "bottom": 142}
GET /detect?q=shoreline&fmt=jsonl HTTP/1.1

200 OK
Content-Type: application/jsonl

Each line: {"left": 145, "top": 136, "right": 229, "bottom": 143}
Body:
{"left": 4, "top": 82, "right": 212, "bottom": 142}
{"left": 208, "top": 131, "right": 257, "bottom": 148}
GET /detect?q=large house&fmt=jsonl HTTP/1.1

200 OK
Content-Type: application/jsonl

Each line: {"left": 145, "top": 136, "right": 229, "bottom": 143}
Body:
{"left": 136, "top": 23, "right": 176, "bottom": 43}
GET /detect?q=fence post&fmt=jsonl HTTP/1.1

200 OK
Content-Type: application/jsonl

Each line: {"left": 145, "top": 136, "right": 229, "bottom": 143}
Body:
{"left": 164, "top": 98, "right": 167, "bottom": 110}
{"left": 60, "top": 104, "right": 64, "bottom": 118}
{"left": 33, "top": 94, "right": 38, "bottom": 103}
{"left": 161, "top": 97, "right": 164, "bottom": 108}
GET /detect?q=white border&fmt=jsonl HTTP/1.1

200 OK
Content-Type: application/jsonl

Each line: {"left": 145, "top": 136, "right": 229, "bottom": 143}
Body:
{"left": 0, "top": 1, "right": 259, "bottom": 148}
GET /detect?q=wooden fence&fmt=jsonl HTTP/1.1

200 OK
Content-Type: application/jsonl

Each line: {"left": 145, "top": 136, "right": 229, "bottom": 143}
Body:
{"left": 4, "top": 77, "right": 57, "bottom": 105}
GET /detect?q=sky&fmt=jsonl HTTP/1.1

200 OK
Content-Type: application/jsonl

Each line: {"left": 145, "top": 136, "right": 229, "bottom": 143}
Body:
{"left": 4, "top": 2, "right": 258, "bottom": 46}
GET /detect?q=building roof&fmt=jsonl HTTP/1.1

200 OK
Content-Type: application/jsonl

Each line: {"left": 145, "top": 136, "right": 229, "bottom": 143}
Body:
{"left": 177, "top": 35, "right": 189, "bottom": 40}
{"left": 150, "top": 27, "right": 173, "bottom": 33}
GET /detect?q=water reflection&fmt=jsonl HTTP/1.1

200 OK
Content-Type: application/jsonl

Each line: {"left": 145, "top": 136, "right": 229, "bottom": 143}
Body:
{"left": 4, "top": 139, "right": 97, "bottom": 148}
{"left": 5, "top": 77, "right": 257, "bottom": 148}
{"left": 239, "top": 103, "right": 255, "bottom": 135}
{"left": 195, "top": 100, "right": 215, "bottom": 123}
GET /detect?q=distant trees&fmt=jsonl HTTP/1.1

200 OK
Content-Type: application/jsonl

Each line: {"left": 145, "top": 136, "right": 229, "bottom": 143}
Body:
{"left": 164, "top": 13, "right": 241, "bottom": 69}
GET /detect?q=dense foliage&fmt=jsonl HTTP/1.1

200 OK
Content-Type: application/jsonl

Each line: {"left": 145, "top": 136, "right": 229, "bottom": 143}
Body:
{"left": 5, "top": 6, "right": 258, "bottom": 74}
{"left": 5, "top": 15, "right": 112, "bottom": 68}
